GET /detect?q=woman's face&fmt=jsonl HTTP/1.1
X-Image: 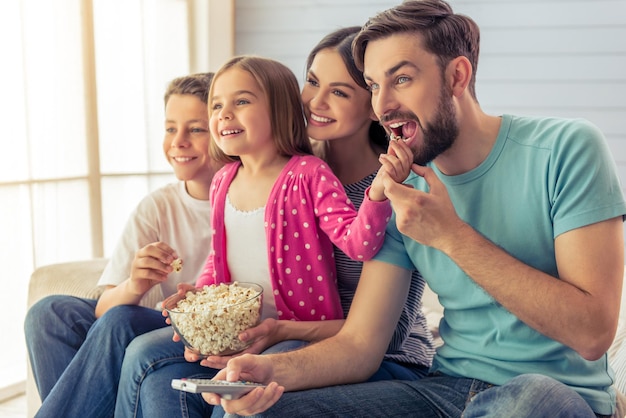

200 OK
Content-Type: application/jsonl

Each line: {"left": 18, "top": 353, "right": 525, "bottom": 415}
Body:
{"left": 163, "top": 94, "right": 215, "bottom": 183}
{"left": 301, "top": 49, "right": 376, "bottom": 144}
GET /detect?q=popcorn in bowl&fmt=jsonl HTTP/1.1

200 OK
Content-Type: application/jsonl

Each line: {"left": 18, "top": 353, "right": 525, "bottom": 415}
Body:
{"left": 164, "top": 282, "right": 263, "bottom": 357}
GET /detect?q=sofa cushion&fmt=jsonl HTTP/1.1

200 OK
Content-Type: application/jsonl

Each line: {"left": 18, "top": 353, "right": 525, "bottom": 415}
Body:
{"left": 27, "top": 258, "right": 109, "bottom": 308}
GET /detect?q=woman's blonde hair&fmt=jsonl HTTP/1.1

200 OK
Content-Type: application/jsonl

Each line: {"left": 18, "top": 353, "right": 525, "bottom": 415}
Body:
{"left": 208, "top": 55, "right": 312, "bottom": 163}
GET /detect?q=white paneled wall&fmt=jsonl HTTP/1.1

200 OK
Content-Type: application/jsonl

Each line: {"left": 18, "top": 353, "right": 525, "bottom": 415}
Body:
{"left": 235, "top": 0, "right": 398, "bottom": 82}
{"left": 234, "top": 0, "right": 626, "bottom": 197}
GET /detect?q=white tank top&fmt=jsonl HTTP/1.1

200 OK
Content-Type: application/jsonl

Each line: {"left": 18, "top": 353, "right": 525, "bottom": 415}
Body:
{"left": 224, "top": 195, "right": 277, "bottom": 320}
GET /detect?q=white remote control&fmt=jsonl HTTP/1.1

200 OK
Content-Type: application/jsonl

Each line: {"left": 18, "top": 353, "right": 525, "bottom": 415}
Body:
{"left": 171, "top": 378, "right": 266, "bottom": 399}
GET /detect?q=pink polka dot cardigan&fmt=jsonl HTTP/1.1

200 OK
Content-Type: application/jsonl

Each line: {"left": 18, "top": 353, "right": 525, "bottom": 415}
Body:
{"left": 196, "top": 155, "right": 392, "bottom": 321}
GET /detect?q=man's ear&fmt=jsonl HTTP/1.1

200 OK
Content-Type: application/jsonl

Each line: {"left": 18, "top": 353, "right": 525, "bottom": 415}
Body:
{"left": 447, "top": 56, "right": 472, "bottom": 97}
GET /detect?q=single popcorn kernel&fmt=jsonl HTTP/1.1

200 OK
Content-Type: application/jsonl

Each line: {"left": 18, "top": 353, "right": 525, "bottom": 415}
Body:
{"left": 170, "top": 258, "right": 183, "bottom": 272}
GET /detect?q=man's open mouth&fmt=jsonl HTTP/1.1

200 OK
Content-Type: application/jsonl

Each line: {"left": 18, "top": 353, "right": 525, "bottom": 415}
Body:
{"left": 389, "top": 120, "right": 417, "bottom": 142}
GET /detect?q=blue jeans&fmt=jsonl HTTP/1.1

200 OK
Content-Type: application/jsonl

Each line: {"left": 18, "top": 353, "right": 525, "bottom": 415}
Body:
{"left": 212, "top": 357, "right": 430, "bottom": 418}
{"left": 24, "top": 295, "right": 170, "bottom": 418}
{"left": 114, "top": 326, "right": 218, "bottom": 418}
{"left": 117, "top": 340, "right": 308, "bottom": 418}
{"left": 220, "top": 373, "right": 597, "bottom": 418}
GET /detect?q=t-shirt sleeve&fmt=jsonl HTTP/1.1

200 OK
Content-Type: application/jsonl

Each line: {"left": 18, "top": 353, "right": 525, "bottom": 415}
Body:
{"left": 373, "top": 210, "right": 416, "bottom": 270}
{"left": 97, "top": 195, "right": 160, "bottom": 287}
{"left": 549, "top": 119, "right": 626, "bottom": 237}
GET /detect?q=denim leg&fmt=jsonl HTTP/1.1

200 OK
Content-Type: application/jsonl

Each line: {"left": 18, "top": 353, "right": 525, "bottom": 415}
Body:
{"left": 243, "top": 376, "right": 469, "bottom": 418}
{"left": 138, "top": 362, "right": 217, "bottom": 418}
{"left": 116, "top": 326, "right": 193, "bottom": 418}
{"left": 34, "top": 305, "right": 168, "bottom": 418}
{"left": 367, "top": 360, "right": 429, "bottom": 382}
{"left": 462, "top": 373, "right": 597, "bottom": 418}
{"left": 24, "top": 295, "right": 98, "bottom": 400}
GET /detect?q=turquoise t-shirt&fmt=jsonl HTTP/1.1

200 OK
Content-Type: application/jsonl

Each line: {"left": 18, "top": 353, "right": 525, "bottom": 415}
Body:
{"left": 374, "top": 114, "right": 626, "bottom": 415}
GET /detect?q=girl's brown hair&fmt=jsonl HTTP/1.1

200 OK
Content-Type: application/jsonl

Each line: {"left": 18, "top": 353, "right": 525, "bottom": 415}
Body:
{"left": 353, "top": 0, "right": 480, "bottom": 100}
{"left": 208, "top": 55, "right": 312, "bottom": 163}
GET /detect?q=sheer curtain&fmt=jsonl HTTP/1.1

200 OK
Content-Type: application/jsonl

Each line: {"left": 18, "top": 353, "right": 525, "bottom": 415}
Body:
{"left": 0, "top": 0, "right": 232, "bottom": 399}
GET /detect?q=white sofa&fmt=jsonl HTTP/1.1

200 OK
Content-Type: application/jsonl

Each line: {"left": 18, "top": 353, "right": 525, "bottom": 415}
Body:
{"left": 26, "top": 260, "right": 626, "bottom": 417}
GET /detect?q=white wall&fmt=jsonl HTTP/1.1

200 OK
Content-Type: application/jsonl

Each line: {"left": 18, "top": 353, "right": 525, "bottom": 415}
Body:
{"left": 235, "top": 0, "right": 398, "bottom": 83}
{"left": 234, "top": 0, "right": 626, "bottom": 203}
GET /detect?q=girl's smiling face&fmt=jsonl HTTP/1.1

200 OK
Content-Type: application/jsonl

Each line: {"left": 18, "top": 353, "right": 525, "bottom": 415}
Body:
{"left": 209, "top": 67, "right": 275, "bottom": 159}
{"left": 302, "top": 49, "right": 376, "bottom": 144}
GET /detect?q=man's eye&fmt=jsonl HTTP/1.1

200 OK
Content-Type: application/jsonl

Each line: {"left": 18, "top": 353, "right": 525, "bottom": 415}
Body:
{"left": 368, "top": 82, "right": 379, "bottom": 92}
{"left": 397, "top": 76, "right": 410, "bottom": 85}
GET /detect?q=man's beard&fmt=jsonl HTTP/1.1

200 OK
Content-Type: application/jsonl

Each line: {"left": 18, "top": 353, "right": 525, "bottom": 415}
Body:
{"left": 413, "top": 88, "right": 459, "bottom": 166}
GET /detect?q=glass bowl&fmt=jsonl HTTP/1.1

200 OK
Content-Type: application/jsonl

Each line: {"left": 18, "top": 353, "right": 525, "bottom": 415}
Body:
{"left": 164, "top": 282, "right": 263, "bottom": 357}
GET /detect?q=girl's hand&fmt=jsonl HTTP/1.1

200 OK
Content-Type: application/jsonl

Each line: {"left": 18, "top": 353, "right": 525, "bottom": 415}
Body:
{"left": 161, "top": 282, "right": 197, "bottom": 322}
{"left": 200, "top": 318, "right": 279, "bottom": 369}
{"left": 369, "top": 139, "right": 413, "bottom": 201}
{"left": 379, "top": 139, "right": 413, "bottom": 183}
{"left": 184, "top": 346, "right": 205, "bottom": 363}
{"left": 162, "top": 282, "right": 198, "bottom": 346}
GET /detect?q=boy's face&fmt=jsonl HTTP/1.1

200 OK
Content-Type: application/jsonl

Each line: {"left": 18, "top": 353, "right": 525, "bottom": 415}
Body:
{"left": 163, "top": 94, "right": 215, "bottom": 182}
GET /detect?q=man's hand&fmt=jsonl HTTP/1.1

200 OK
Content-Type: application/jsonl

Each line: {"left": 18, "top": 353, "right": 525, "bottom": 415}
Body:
{"left": 202, "top": 354, "right": 283, "bottom": 415}
{"left": 382, "top": 164, "right": 465, "bottom": 253}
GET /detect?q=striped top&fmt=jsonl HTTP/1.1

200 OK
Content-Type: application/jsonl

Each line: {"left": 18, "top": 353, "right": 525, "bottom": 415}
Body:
{"left": 337, "top": 173, "right": 435, "bottom": 367}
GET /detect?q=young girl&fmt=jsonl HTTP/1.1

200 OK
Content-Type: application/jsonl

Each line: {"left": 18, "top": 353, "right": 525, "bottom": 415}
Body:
{"left": 195, "top": 55, "right": 404, "bottom": 322}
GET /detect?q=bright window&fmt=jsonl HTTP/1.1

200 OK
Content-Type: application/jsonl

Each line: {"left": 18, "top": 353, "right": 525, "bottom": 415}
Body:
{"left": 0, "top": 0, "right": 224, "bottom": 397}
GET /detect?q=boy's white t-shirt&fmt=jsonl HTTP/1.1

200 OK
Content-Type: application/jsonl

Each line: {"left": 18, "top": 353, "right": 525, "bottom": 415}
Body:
{"left": 97, "top": 181, "right": 212, "bottom": 305}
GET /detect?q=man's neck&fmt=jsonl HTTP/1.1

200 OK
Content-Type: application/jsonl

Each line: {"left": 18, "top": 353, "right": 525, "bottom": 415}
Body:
{"left": 434, "top": 112, "right": 502, "bottom": 176}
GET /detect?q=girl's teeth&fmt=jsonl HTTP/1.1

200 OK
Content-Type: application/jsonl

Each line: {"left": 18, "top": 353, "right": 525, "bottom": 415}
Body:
{"left": 221, "top": 129, "right": 241, "bottom": 135}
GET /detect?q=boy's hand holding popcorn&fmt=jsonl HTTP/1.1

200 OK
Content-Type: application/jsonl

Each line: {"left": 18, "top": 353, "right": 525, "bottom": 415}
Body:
{"left": 128, "top": 242, "right": 180, "bottom": 296}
